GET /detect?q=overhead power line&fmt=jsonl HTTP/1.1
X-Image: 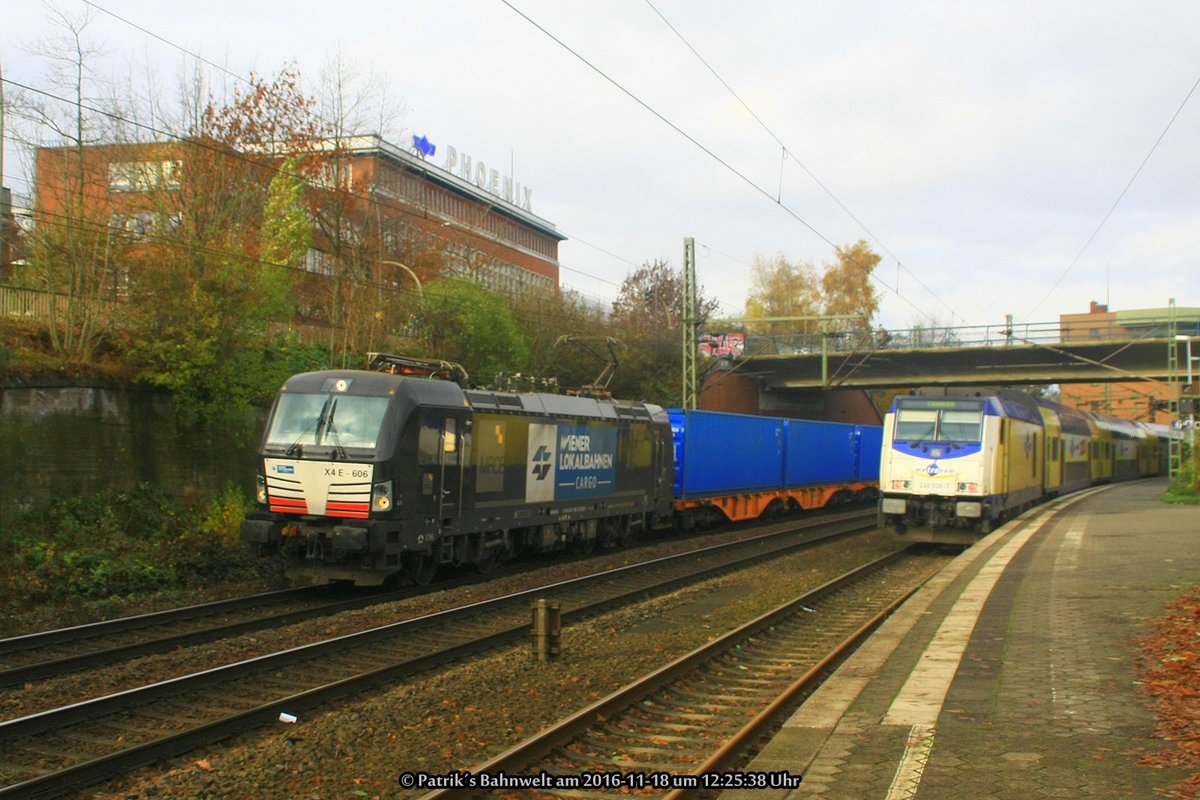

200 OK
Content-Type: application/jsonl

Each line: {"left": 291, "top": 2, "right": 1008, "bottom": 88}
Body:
{"left": 500, "top": 0, "right": 949, "bottom": 327}
{"left": 70, "top": 0, "right": 684, "bottom": 301}
{"left": 1022, "top": 68, "right": 1200, "bottom": 322}
{"left": 643, "top": 0, "right": 957, "bottom": 327}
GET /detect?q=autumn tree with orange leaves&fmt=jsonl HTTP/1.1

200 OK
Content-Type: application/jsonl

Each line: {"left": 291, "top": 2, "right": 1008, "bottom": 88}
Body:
{"left": 744, "top": 240, "right": 882, "bottom": 344}
{"left": 119, "top": 69, "right": 327, "bottom": 425}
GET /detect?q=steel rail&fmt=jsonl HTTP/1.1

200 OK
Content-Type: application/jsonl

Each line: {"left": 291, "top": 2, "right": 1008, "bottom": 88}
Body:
{"left": 0, "top": 586, "right": 325, "bottom": 656}
{"left": 0, "top": 509, "right": 878, "bottom": 799}
{"left": 416, "top": 548, "right": 934, "bottom": 800}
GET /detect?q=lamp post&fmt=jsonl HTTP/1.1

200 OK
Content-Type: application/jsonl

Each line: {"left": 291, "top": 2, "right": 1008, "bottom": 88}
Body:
{"left": 381, "top": 260, "right": 423, "bottom": 299}
{"left": 380, "top": 260, "right": 424, "bottom": 346}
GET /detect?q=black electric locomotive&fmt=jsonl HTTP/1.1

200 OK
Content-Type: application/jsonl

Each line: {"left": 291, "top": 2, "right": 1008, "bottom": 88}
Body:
{"left": 241, "top": 356, "right": 674, "bottom": 585}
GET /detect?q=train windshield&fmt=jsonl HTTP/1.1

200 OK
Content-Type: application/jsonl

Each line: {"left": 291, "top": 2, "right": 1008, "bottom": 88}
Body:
{"left": 894, "top": 405, "right": 983, "bottom": 443}
{"left": 266, "top": 393, "right": 391, "bottom": 450}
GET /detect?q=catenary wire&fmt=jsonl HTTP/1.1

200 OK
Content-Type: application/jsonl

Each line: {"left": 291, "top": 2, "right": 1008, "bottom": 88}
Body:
{"left": 499, "top": 0, "right": 944, "bottom": 327}
{"left": 1021, "top": 68, "right": 1200, "bottom": 322}
{"left": 19, "top": 2, "right": 902, "bottom": 324}
{"left": 1, "top": 78, "right": 622, "bottom": 308}
{"left": 643, "top": 0, "right": 955, "bottom": 326}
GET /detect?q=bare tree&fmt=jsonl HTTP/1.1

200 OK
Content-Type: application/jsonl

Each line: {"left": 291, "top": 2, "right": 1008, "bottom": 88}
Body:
{"left": 610, "top": 259, "right": 719, "bottom": 404}
{"left": 305, "top": 51, "right": 414, "bottom": 364}
{"left": 15, "top": 3, "right": 129, "bottom": 358}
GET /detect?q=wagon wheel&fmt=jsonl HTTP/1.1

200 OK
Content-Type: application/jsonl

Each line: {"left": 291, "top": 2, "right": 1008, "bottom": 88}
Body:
{"left": 569, "top": 533, "right": 597, "bottom": 556}
{"left": 474, "top": 546, "right": 500, "bottom": 575}
{"left": 407, "top": 554, "right": 438, "bottom": 586}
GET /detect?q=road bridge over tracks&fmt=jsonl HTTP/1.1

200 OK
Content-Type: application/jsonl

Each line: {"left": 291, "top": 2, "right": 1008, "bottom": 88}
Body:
{"left": 712, "top": 318, "right": 1200, "bottom": 393}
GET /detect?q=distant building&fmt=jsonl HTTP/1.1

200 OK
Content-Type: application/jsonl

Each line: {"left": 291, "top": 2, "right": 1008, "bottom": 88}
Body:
{"left": 319, "top": 134, "right": 563, "bottom": 295}
{"left": 1059, "top": 301, "right": 1200, "bottom": 421}
{"left": 28, "top": 133, "right": 565, "bottom": 300}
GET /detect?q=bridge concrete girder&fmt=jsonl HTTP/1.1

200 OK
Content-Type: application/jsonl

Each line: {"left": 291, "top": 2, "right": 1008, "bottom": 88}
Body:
{"left": 753, "top": 339, "right": 1175, "bottom": 392}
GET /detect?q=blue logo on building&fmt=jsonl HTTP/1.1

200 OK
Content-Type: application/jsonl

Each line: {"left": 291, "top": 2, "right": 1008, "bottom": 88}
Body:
{"left": 412, "top": 134, "right": 436, "bottom": 158}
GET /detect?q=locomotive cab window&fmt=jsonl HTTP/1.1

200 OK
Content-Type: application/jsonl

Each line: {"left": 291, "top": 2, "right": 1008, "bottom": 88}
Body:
{"left": 895, "top": 409, "right": 936, "bottom": 441}
{"left": 418, "top": 415, "right": 459, "bottom": 465}
{"left": 894, "top": 405, "right": 982, "bottom": 443}
{"left": 266, "top": 393, "right": 390, "bottom": 450}
{"left": 939, "top": 409, "right": 983, "bottom": 443}
{"left": 443, "top": 418, "right": 459, "bottom": 463}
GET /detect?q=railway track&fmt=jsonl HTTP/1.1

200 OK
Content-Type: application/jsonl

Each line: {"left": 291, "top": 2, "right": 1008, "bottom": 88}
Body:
{"left": 0, "top": 507, "right": 866, "bottom": 696}
{"left": 414, "top": 547, "right": 951, "bottom": 800}
{"left": 0, "top": 583, "right": 428, "bottom": 689}
{"left": 0, "top": 509, "right": 877, "bottom": 798}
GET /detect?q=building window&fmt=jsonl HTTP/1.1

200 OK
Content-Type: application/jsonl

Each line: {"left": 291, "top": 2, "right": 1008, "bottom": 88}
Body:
{"left": 109, "top": 211, "right": 166, "bottom": 239}
{"left": 304, "top": 249, "right": 335, "bottom": 275}
{"left": 109, "top": 160, "right": 181, "bottom": 192}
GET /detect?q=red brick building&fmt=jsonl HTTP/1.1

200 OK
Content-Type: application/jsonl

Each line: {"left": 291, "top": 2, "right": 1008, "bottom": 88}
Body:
{"left": 28, "top": 134, "right": 564, "bottom": 300}
{"left": 307, "top": 135, "right": 563, "bottom": 294}
{"left": 1059, "top": 301, "right": 1200, "bottom": 421}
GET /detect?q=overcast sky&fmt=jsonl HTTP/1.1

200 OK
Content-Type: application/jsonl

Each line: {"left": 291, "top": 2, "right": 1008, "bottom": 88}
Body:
{"left": 5, "top": 0, "right": 1199, "bottom": 331}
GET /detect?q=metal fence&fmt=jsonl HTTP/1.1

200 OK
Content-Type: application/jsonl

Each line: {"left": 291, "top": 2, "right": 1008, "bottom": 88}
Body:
{"left": 739, "top": 318, "right": 1200, "bottom": 357}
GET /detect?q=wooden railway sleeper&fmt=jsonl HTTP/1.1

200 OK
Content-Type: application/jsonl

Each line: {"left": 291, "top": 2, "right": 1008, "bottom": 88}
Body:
{"left": 554, "top": 748, "right": 696, "bottom": 773}
{"left": 4, "top": 742, "right": 76, "bottom": 762}
{"left": 578, "top": 735, "right": 710, "bottom": 759}
{"left": 57, "top": 731, "right": 134, "bottom": 748}
{"left": 674, "top": 675, "right": 779, "bottom": 695}
{"left": 610, "top": 717, "right": 742, "bottom": 736}
{"left": 317, "top": 655, "right": 392, "bottom": 673}
{"left": 591, "top": 726, "right": 700, "bottom": 744}
{"left": 133, "top": 708, "right": 217, "bottom": 726}
{"left": 657, "top": 684, "right": 761, "bottom": 709}
{"left": 624, "top": 706, "right": 721, "bottom": 723}
{"left": 80, "top": 719, "right": 163, "bottom": 739}
{"left": 667, "top": 689, "right": 773, "bottom": 708}
{"left": 702, "top": 665, "right": 793, "bottom": 684}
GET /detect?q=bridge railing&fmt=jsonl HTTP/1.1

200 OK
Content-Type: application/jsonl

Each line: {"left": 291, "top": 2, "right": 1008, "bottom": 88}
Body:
{"left": 738, "top": 319, "right": 1200, "bottom": 357}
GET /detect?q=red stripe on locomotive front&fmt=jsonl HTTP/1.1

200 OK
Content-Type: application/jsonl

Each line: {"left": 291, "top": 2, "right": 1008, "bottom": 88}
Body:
{"left": 269, "top": 497, "right": 308, "bottom": 514}
{"left": 326, "top": 501, "right": 370, "bottom": 518}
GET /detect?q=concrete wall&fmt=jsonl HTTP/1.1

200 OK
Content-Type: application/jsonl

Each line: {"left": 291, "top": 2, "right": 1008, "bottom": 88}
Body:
{"left": 0, "top": 385, "right": 261, "bottom": 519}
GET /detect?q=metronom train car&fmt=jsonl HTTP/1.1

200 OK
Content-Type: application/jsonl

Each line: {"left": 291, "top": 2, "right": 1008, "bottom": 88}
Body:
{"left": 877, "top": 390, "right": 1171, "bottom": 545}
{"left": 242, "top": 353, "right": 882, "bottom": 585}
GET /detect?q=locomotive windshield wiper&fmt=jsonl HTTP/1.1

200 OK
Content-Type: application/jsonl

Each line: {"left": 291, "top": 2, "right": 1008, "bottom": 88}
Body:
{"left": 324, "top": 398, "right": 348, "bottom": 461}
{"left": 286, "top": 396, "right": 333, "bottom": 457}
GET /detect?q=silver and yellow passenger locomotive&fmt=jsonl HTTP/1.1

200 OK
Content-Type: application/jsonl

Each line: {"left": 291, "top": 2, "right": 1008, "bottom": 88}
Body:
{"left": 878, "top": 390, "right": 1171, "bottom": 544}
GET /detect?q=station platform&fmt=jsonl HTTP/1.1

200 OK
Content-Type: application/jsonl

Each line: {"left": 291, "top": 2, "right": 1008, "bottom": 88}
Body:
{"left": 723, "top": 478, "right": 1200, "bottom": 799}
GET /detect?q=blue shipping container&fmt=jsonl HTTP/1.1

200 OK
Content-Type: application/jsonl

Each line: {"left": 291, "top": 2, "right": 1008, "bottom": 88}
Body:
{"left": 669, "top": 409, "right": 784, "bottom": 497}
{"left": 784, "top": 419, "right": 860, "bottom": 485}
{"left": 857, "top": 424, "right": 883, "bottom": 481}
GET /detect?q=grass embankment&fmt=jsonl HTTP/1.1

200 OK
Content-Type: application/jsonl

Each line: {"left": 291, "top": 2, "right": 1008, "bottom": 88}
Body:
{"left": 0, "top": 484, "right": 283, "bottom": 636}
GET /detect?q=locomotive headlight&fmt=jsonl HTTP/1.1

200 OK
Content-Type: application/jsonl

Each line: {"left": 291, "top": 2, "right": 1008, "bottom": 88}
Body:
{"left": 255, "top": 474, "right": 268, "bottom": 504}
{"left": 890, "top": 480, "right": 912, "bottom": 490}
{"left": 372, "top": 481, "right": 394, "bottom": 512}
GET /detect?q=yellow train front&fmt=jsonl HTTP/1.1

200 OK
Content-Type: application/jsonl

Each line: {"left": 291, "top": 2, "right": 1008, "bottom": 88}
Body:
{"left": 878, "top": 393, "right": 1047, "bottom": 544}
{"left": 879, "top": 390, "right": 1172, "bottom": 544}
